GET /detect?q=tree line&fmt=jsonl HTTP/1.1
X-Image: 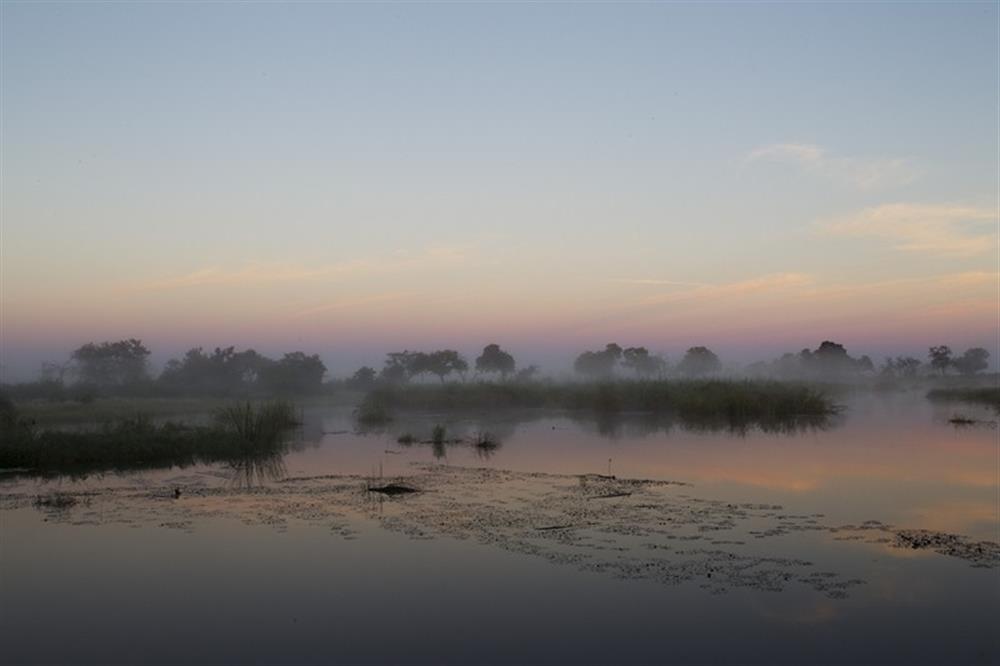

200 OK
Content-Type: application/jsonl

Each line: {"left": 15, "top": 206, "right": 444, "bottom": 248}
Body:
{"left": 6, "top": 338, "right": 993, "bottom": 401}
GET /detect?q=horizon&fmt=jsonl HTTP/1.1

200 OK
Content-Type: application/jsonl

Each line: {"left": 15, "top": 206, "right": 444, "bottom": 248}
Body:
{"left": 2, "top": 2, "right": 998, "bottom": 380}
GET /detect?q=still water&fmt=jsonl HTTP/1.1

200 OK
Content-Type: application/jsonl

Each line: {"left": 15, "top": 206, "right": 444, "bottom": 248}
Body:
{"left": 1, "top": 389, "right": 997, "bottom": 664}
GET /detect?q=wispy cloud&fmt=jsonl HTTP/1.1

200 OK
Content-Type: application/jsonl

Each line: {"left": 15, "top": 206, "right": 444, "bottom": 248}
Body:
{"left": 819, "top": 203, "right": 998, "bottom": 257}
{"left": 630, "top": 272, "right": 814, "bottom": 307}
{"left": 135, "top": 245, "right": 471, "bottom": 291}
{"left": 609, "top": 278, "right": 709, "bottom": 287}
{"left": 746, "top": 143, "right": 917, "bottom": 189}
{"left": 292, "top": 292, "right": 412, "bottom": 317}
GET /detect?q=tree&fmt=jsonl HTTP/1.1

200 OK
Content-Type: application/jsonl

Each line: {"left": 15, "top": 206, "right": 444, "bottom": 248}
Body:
{"left": 573, "top": 343, "right": 623, "bottom": 379}
{"left": 880, "top": 356, "right": 921, "bottom": 379}
{"left": 676, "top": 346, "right": 721, "bottom": 377}
{"left": 621, "top": 347, "right": 667, "bottom": 379}
{"left": 260, "top": 352, "right": 326, "bottom": 394}
{"left": 422, "top": 350, "right": 468, "bottom": 383}
{"left": 928, "top": 346, "right": 953, "bottom": 376}
{"left": 855, "top": 355, "right": 875, "bottom": 374}
{"left": 348, "top": 366, "right": 377, "bottom": 389}
{"left": 953, "top": 348, "right": 990, "bottom": 375}
{"left": 514, "top": 365, "right": 540, "bottom": 382}
{"left": 811, "top": 340, "right": 853, "bottom": 376}
{"left": 159, "top": 346, "right": 270, "bottom": 394}
{"left": 381, "top": 351, "right": 417, "bottom": 384}
{"left": 72, "top": 339, "right": 151, "bottom": 388}
{"left": 475, "top": 344, "right": 516, "bottom": 380}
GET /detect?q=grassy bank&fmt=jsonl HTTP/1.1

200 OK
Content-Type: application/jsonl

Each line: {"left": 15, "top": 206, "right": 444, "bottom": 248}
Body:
{"left": 926, "top": 387, "right": 1000, "bottom": 410}
{"left": 0, "top": 401, "right": 299, "bottom": 475}
{"left": 356, "top": 380, "right": 836, "bottom": 429}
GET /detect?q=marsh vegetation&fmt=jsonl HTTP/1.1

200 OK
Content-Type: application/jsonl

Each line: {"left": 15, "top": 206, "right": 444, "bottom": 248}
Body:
{"left": 355, "top": 379, "right": 836, "bottom": 430}
{"left": 0, "top": 400, "right": 299, "bottom": 475}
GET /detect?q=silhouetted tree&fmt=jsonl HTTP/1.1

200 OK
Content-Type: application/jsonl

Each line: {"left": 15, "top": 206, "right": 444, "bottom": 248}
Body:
{"left": 260, "top": 352, "right": 326, "bottom": 393}
{"left": 348, "top": 366, "right": 377, "bottom": 389}
{"left": 677, "top": 346, "right": 721, "bottom": 377}
{"left": 574, "top": 343, "right": 623, "bottom": 379}
{"left": 475, "top": 344, "right": 516, "bottom": 380}
{"left": 953, "top": 348, "right": 990, "bottom": 375}
{"left": 381, "top": 351, "right": 417, "bottom": 384}
{"left": 621, "top": 347, "right": 667, "bottom": 379}
{"left": 855, "top": 355, "right": 875, "bottom": 374}
{"left": 514, "top": 365, "right": 540, "bottom": 382}
{"left": 421, "top": 350, "right": 468, "bottom": 383}
{"left": 72, "top": 339, "right": 151, "bottom": 388}
{"left": 880, "top": 356, "right": 921, "bottom": 379}
{"left": 40, "top": 361, "right": 73, "bottom": 384}
{"left": 928, "top": 346, "right": 953, "bottom": 376}
{"left": 159, "top": 346, "right": 270, "bottom": 395}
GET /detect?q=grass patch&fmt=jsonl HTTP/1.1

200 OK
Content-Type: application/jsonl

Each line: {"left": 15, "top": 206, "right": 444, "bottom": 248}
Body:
{"left": 357, "top": 380, "right": 836, "bottom": 431}
{"left": 927, "top": 387, "right": 1000, "bottom": 410}
{"left": 0, "top": 401, "right": 299, "bottom": 476}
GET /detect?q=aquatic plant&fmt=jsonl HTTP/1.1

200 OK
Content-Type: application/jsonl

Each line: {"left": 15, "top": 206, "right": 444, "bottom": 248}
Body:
{"left": 471, "top": 430, "right": 499, "bottom": 450}
{"left": 358, "top": 380, "right": 836, "bottom": 430}
{"left": 215, "top": 400, "right": 299, "bottom": 451}
{"left": 0, "top": 401, "right": 298, "bottom": 476}
{"left": 431, "top": 424, "right": 447, "bottom": 445}
{"left": 927, "top": 387, "right": 1000, "bottom": 410}
{"left": 354, "top": 393, "right": 393, "bottom": 425}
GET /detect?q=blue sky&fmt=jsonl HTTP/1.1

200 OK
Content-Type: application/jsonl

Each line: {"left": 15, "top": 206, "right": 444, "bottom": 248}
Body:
{"left": 2, "top": 2, "right": 997, "bottom": 378}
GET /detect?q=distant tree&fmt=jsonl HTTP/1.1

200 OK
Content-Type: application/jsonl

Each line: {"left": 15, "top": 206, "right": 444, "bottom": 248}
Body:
{"left": 621, "top": 347, "right": 667, "bottom": 379}
{"left": 424, "top": 350, "right": 468, "bottom": 383}
{"left": 72, "top": 339, "right": 151, "bottom": 388}
{"left": 260, "top": 352, "right": 326, "bottom": 394}
{"left": 855, "top": 355, "right": 875, "bottom": 374}
{"left": 812, "top": 341, "right": 851, "bottom": 373}
{"left": 953, "top": 348, "right": 990, "bottom": 376}
{"left": 405, "top": 350, "right": 468, "bottom": 383}
{"left": 676, "top": 346, "right": 721, "bottom": 377}
{"left": 514, "top": 365, "right": 540, "bottom": 382}
{"left": 928, "top": 346, "right": 953, "bottom": 376}
{"left": 40, "top": 361, "right": 73, "bottom": 384}
{"left": 381, "top": 351, "right": 417, "bottom": 384}
{"left": 159, "top": 346, "right": 270, "bottom": 395}
{"left": 895, "top": 356, "right": 922, "bottom": 378}
{"left": 880, "top": 356, "right": 922, "bottom": 379}
{"left": 573, "top": 343, "right": 623, "bottom": 379}
{"left": 348, "top": 366, "right": 377, "bottom": 389}
{"left": 475, "top": 344, "right": 516, "bottom": 380}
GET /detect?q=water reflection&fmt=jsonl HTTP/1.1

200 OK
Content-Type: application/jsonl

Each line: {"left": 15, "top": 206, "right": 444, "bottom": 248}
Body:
{"left": 227, "top": 452, "right": 287, "bottom": 489}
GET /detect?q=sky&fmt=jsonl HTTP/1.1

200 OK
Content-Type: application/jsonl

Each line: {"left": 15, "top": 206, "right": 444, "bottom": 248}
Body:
{"left": 1, "top": 2, "right": 998, "bottom": 379}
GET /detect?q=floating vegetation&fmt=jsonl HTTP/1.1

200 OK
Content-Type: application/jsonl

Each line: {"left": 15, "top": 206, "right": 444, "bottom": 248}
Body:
{"left": 892, "top": 529, "right": 1000, "bottom": 567}
{"left": 366, "top": 482, "right": 419, "bottom": 496}
{"left": 9, "top": 464, "right": 995, "bottom": 600}
{"left": 33, "top": 492, "right": 78, "bottom": 510}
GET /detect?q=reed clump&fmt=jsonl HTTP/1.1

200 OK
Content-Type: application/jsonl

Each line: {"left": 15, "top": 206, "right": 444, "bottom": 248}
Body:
{"left": 927, "top": 387, "right": 1000, "bottom": 410}
{"left": 358, "top": 380, "right": 835, "bottom": 429}
{"left": 0, "top": 401, "right": 299, "bottom": 475}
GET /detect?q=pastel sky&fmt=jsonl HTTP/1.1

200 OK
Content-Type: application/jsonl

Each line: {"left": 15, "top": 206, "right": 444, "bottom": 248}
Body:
{"left": 1, "top": 2, "right": 997, "bottom": 378}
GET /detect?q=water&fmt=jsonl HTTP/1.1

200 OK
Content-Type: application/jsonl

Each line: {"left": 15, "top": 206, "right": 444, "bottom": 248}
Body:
{"left": 1, "top": 389, "right": 997, "bottom": 664}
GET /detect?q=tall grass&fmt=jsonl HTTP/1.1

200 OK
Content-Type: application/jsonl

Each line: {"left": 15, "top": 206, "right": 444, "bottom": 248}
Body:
{"left": 927, "top": 387, "right": 1000, "bottom": 410}
{"left": 357, "top": 380, "right": 836, "bottom": 430}
{"left": 0, "top": 400, "right": 299, "bottom": 476}
{"left": 215, "top": 400, "right": 299, "bottom": 449}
